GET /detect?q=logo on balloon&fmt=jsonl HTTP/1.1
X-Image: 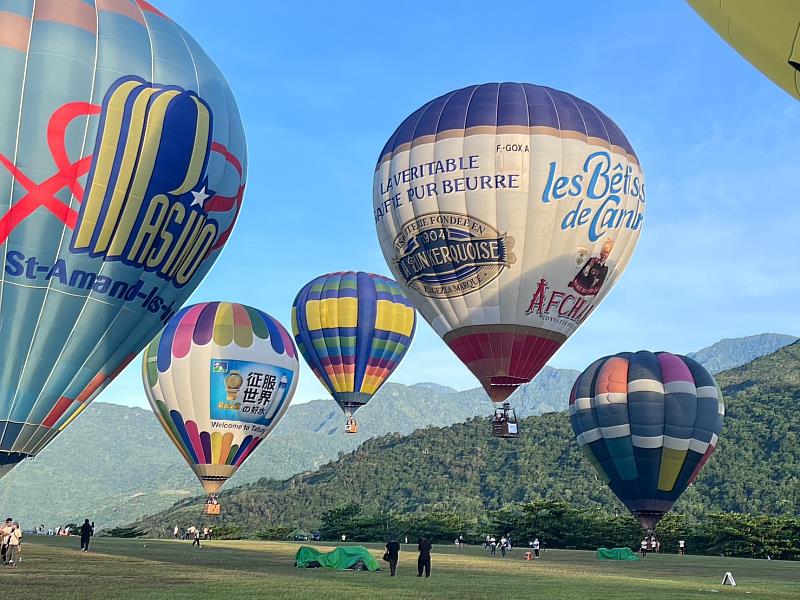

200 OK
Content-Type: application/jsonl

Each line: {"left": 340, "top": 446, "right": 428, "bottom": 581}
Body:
{"left": 70, "top": 76, "right": 219, "bottom": 288}
{"left": 392, "top": 212, "right": 515, "bottom": 299}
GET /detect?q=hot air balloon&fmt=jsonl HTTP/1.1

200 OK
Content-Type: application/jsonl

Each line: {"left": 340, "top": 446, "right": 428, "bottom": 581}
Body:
{"left": 569, "top": 351, "right": 725, "bottom": 530}
{"left": 373, "top": 83, "right": 645, "bottom": 436}
{"left": 688, "top": 0, "right": 800, "bottom": 100}
{"left": 291, "top": 272, "right": 416, "bottom": 434}
{"left": 0, "top": 1, "right": 245, "bottom": 478}
{"left": 143, "top": 302, "right": 298, "bottom": 512}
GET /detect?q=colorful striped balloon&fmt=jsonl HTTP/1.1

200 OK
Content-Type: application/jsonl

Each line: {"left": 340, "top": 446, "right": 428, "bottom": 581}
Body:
{"left": 0, "top": 0, "right": 245, "bottom": 478}
{"left": 570, "top": 351, "right": 725, "bottom": 529}
{"left": 291, "top": 272, "right": 416, "bottom": 416}
{"left": 143, "top": 303, "right": 298, "bottom": 494}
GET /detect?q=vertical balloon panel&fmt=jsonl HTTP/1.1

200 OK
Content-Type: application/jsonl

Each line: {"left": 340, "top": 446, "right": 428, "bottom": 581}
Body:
{"left": 374, "top": 83, "right": 644, "bottom": 403}
{"left": 0, "top": 0, "right": 246, "bottom": 476}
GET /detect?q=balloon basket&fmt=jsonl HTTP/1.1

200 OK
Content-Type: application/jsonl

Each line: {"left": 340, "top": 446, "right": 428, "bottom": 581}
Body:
{"left": 205, "top": 495, "right": 221, "bottom": 515}
{"left": 344, "top": 417, "right": 359, "bottom": 434}
{"left": 491, "top": 403, "right": 519, "bottom": 438}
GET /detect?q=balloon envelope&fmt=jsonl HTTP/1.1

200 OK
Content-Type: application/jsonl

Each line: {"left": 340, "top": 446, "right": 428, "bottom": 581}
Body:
{"left": 688, "top": 0, "right": 800, "bottom": 100}
{"left": 143, "top": 302, "right": 298, "bottom": 494}
{"left": 374, "top": 83, "right": 644, "bottom": 403}
{"left": 291, "top": 272, "right": 416, "bottom": 416}
{"left": 570, "top": 351, "right": 725, "bottom": 529}
{"left": 0, "top": 1, "right": 246, "bottom": 477}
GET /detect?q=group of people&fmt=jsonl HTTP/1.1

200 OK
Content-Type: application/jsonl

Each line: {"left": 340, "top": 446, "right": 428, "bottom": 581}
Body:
{"left": 640, "top": 536, "right": 660, "bottom": 556}
{"left": 176, "top": 526, "right": 213, "bottom": 547}
{"left": 484, "top": 534, "right": 514, "bottom": 557}
{"left": 1, "top": 518, "right": 22, "bottom": 565}
{"left": 383, "top": 538, "right": 432, "bottom": 578}
{"left": 639, "top": 536, "right": 688, "bottom": 557}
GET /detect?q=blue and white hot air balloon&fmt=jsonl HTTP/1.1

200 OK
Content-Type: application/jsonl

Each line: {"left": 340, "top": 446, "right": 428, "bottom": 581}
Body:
{"left": 0, "top": 0, "right": 246, "bottom": 477}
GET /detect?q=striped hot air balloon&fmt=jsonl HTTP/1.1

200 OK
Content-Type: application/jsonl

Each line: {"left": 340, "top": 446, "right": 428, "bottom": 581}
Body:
{"left": 0, "top": 0, "right": 245, "bottom": 478}
{"left": 291, "top": 272, "right": 416, "bottom": 432}
{"left": 570, "top": 351, "right": 725, "bottom": 530}
{"left": 143, "top": 303, "right": 298, "bottom": 498}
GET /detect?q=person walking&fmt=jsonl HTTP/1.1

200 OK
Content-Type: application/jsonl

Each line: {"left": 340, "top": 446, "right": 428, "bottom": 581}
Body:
{"left": 640, "top": 539, "right": 648, "bottom": 558}
{"left": 385, "top": 539, "right": 400, "bottom": 577}
{"left": 417, "top": 537, "right": 432, "bottom": 578}
{"left": 533, "top": 538, "right": 540, "bottom": 558}
{"left": 173, "top": 526, "right": 179, "bottom": 539}
{"left": 500, "top": 536, "right": 508, "bottom": 558}
{"left": 489, "top": 535, "right": 497, "bottom": 556}
{"left": 80, "top": 519, "right": 93, "bottom": 552}
{"left": 5, "top": 523, "right": 21, "bottom": 565}
{"left": 192, "top": 527, "right": 202, "bottom": 548}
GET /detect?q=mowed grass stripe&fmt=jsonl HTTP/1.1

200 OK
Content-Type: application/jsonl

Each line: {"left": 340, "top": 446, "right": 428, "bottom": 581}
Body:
{"left": 14, "top": 537, "right": 799, "bottom": 600}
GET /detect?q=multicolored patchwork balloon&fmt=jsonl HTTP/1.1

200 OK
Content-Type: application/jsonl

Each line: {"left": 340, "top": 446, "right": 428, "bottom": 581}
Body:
{"left": 143, "top": 302, "right": 298, "bottom": 494}
{"left": 0, "top": 0, "right": 245, "bottom": 478}
{"left": 291, "top": 272, "right": 416, "bottom": 419}
{"left": 373, "top": 83, "right": 644, "bottom": 406}
{"left": 570, "top": 351, "right": 725, "bottom": 529}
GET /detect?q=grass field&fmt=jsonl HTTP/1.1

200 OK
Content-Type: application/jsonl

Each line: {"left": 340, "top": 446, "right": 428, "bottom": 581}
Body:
{"left": 8, "top": 536, "right": 798, "bottom": 600}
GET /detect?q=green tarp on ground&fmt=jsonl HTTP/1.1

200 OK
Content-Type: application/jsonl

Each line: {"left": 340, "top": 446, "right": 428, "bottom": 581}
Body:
{"left": 597, "top": 547, "right": 639, "bottom": 561}
{"left": 295, "top": 546, "right": 381, "bottom": 571}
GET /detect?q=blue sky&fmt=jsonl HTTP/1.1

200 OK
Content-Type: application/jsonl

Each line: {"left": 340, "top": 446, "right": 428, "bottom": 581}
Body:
{"left": 106, "top": 0, "right": 800, "bottom": 408}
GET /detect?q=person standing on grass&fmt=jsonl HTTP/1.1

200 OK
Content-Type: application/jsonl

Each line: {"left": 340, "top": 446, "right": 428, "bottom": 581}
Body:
{"left": 4, "top": 523, "right": 21, "bottom": 565}
{"left": 174, "top": 526, "right": 179, "bottom": 539}
{"left": 679, "top": 540, "right": 686, "bottom": 556}
{"left": 640, "top": 539, "right": 647, "bottom": 558}
{"left": 1, "top": 518, "right": 13, "bottom": 563}
{"left": 385, "top": 539, "right": 400, "bottom": 577}
{"left": 500, "top": 536, "right": 508, "bottom": 558}
{"left": 192, "top": 528, "right": 202, "bottom": 548}
{"left": 489, "top": 535, "right": 497, "bottom": 556}
{"left": 80, "top": 519, "right": 93, "bottom": 552}
{"left": 533, "top": 538, "right": 540, "bottom": 558}
{"left": 417, "top": 537, "right": 432, "bottom": 578}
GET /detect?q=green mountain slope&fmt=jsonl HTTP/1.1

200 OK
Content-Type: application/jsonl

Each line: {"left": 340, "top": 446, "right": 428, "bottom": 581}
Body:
{"left": 0, "top": 334, "right": 794, "bottom": 529}
{"left": 136, "top": 341, "right": 800, "bottom": 534}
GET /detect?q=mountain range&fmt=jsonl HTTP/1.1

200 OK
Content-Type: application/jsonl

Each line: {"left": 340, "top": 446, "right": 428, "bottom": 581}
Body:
{"left": 0, "top": 332, "right": 794, "bottom": 528}
{"left": 138, "top": 337, "right": 800, "bottom": 533}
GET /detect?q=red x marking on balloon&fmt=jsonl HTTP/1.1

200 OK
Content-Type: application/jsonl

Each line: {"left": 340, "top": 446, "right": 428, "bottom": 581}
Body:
{"left": 0, "top": 102, "right": 100, "bottom": 244}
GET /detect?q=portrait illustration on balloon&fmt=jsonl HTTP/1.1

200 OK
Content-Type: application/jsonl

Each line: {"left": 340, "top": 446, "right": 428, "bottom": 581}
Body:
{"left": 0, "top": 1, "right": 245, "bottom": 478}
{"left": 373, "top": 82, "right": 645, "bottom": 437}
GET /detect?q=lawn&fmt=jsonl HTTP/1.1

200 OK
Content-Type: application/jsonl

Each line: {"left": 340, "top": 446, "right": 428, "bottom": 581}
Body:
{"left": 9, "top": 536, "right": 798, "bottom": 600}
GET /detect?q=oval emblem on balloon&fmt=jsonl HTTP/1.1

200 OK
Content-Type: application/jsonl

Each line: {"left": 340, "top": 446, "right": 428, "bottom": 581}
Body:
{"left": 392, "top": 212, "right": 516, "bottom": 299}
